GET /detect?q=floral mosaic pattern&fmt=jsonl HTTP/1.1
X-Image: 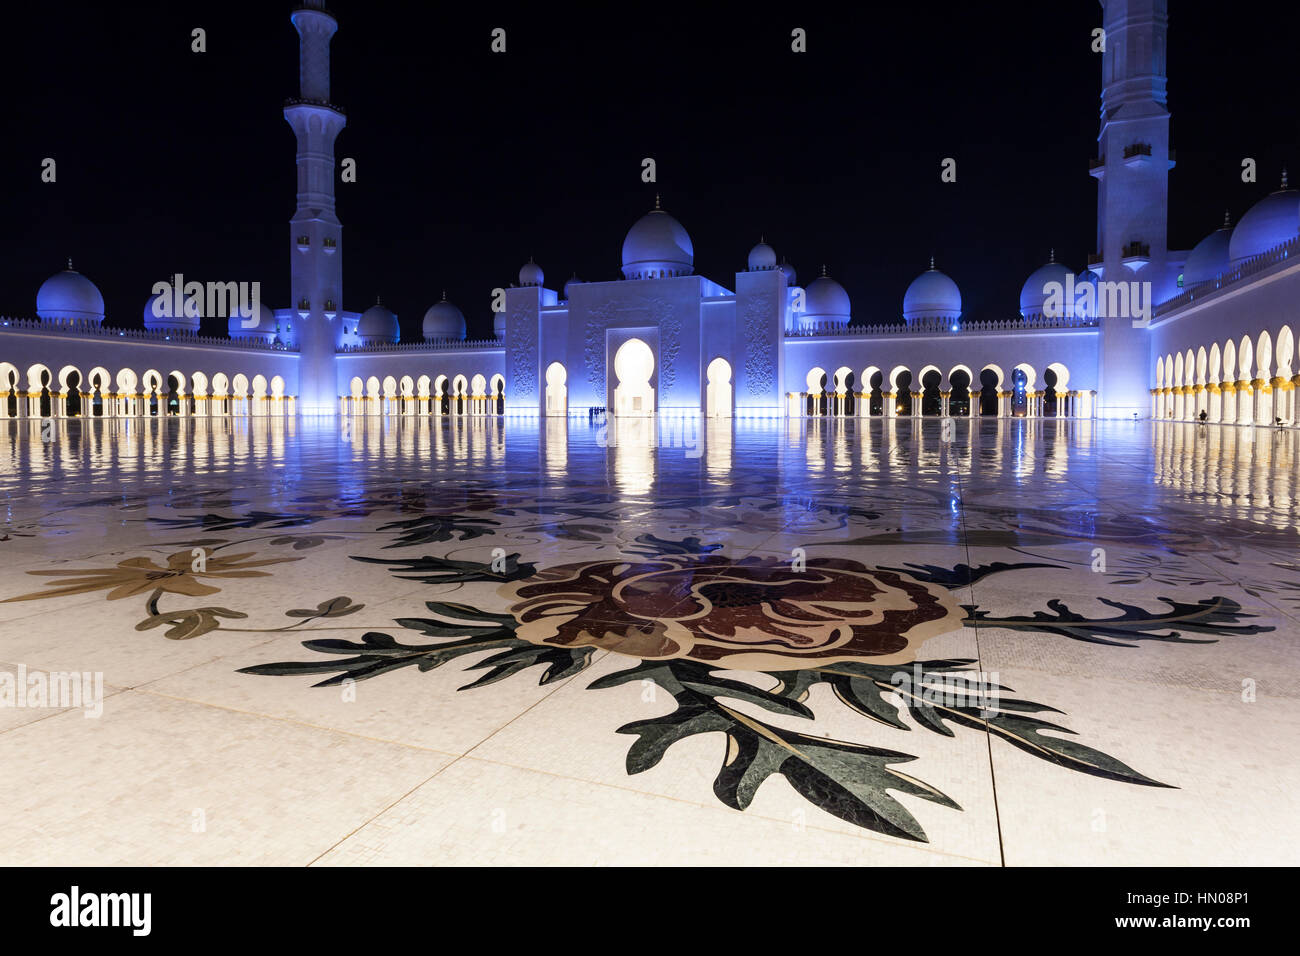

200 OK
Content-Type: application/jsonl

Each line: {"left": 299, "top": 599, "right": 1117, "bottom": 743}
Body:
{"left": 2, "top": 457, "right": 1287, "bottom": 845}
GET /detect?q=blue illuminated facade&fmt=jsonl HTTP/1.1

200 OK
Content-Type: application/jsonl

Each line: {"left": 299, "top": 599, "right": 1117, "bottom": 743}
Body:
{"left": 3, "top": 0, "right": 1298, "bottom": 426}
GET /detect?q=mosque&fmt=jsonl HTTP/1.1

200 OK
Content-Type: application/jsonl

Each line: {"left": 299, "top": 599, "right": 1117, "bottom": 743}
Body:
{"left": 2, "top": 0, "right": 1296, "bottom": 427}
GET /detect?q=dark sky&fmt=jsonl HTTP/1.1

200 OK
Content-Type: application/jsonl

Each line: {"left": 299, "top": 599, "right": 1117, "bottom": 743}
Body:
{"left": 2, "top": 0, "right": 1297, "bottom": 340}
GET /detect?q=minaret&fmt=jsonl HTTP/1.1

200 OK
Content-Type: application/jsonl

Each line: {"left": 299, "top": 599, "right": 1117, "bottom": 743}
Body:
{"left": 285, "top": 1, "right": 345, "bottom": 415}
{"left": 1092, "top": 0, "right": 1170, "bottom": 418}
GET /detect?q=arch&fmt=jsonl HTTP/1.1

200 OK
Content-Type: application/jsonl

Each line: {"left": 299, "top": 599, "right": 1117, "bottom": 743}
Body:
{"left": 706, "top": 357, "right": 733, "bottom": 418}
{"left": 1173, "top": 352, "right": 1185, "bottom": 388}
{"left": 1255, "top": 331, "right": 1273, "bottom": 378}
{"left": 979, "top": 363, "right": 1006, "bottom": 390}
{"left": 83, "top": 365, "right": 112, "bottom": 418}
{"left": 920, "top": 367, "right": 942, "bottom": 416}
{"left": 1237, "top": 335, "right": 1253, "bottom": 379}
{"left": 1208, "top": 344, "right": 1221, "bottom": 383}
{"left": 1222, "top": 340, "right": 1236, "bottom": 380}
{"left": 545, "top": 362, "right": 567, "bottom": 416}
{"left": 948, "top": 366, "right": 972, "bottom": 416}
{"left": 888, "top": 365, "right": 911, "bottom": 391}
{"left": 1277, "top": 325, "right": 1296, "bottom": 377}
{"left": 452, "top": 374, "right": 468, "bottom": 415}
{"left": 613, "top": 338, "right": 655, "bottom": 417}
{"left": 231, "top": 373, "right": 250, "bottom": 417}
{"left": 55, "top": 365, "right": 84, "bottom": 418}
{"left": 1155, "top": 355, "right": 1165, "bottom": 389}
{"left": 977, "top": 367, "right": 1001, "bottom": 416}
{"left": 489, "top": 373, "right": 506, "bottom": 415}
{"left": 892, "top": 367, "right": 914, "bottom": 416}
{"left": 804, "top": 366, "right": 827, "bottom": 415}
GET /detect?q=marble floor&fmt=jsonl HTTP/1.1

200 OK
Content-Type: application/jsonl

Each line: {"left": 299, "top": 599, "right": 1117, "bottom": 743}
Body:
{"left": 0, "top": 414, "right": 1297, "bottom": 866}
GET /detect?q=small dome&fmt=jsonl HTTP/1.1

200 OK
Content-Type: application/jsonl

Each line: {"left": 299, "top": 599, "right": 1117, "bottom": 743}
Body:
{"left": 563, "top": 275, "right": 583, "bottom": 300}
{"left": 36, "top": 261, "right": 105, "bottom": 323}
{"left": 422, "top": 293, "right": 465, "bottom": 341}
{"left": 1184, "top": 213, "right": 1234, "bottom": 286}
{"left": 779, "top": 258, "right": 797, "bottom": 287}
{"left": 903, "top": 260, "right": 961, "bottom": 324}
{"left": 519, "top": 258, "right": 544, "bottom": 287}
{"left": 228, "top": 302, "right": 276, "bottom": 340}
{"left": 802, "top": 268, "right": 851, "bottom": 325}
{"left": 358, "top": 299, "right": 399, "bottom": 344}
{"left": 621, "top": 199, "right": 694, "bottom": 279}
{"left": 1229, "top": 175, "right": 1299, "bottom": 264}
{"left": 145, "top": 290, "right": 201, "bottom": 332}
{"left": 747, "top": 240, "right": 777, "bottom": 271}
{"left": 1019, "top": 253, "right": 1073, "bottom": 318}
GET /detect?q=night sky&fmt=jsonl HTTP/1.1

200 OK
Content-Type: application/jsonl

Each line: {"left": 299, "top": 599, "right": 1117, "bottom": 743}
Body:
{"left": 2, "top": 0, "right": 1297, "bottom": 340}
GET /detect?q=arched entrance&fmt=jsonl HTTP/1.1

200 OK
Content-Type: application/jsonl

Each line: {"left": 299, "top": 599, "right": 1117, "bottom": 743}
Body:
{"left": 545, "top": 362, "right": 567, "bottom": 416}
{"left": 706, "top": 357, "right": 732, "bottom": 418}
{"left": 613, "top": 338, "right": 655, "bottom": 417}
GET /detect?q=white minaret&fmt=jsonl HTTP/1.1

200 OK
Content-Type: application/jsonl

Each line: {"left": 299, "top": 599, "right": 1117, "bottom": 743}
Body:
{"left": 1093, "top": 0, "right": 1170, "bottom": 418}
{"left": 285, "top": 0, "right": 345, "bottom": 415}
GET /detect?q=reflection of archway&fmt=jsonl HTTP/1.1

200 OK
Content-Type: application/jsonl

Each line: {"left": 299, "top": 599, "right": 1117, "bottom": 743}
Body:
{"left": 545, "top": 362, "right": 567, "bottom": 416}
{"left": 706, "top": 357, "right": 732, "bottom": 418}
{"left": 613, "top": 338, "right": 655, "bottom": 417}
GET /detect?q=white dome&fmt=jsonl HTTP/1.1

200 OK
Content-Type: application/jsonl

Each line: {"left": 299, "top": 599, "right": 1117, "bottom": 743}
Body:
{"left": 519, "top": 258, "right": 544, "bottom": 287}
{"left": 422, "top": 295, "right": 465, "bottom": 341}
{"left": 747, "top": 241, "right": 777, "bottom": 271}
{"left": 779, "top": 258, "right": 797, "bottom": 287}
{"left": 1184, "top": 214, "right": 1234, "bottom": 286}
{"left": 563, "top": 275, "right": 583, "bottom": 300}
{"left": 621, "top": 202, "right": 694, "bottom": 279}
{"left": 228, "top": 302, "right": 276, "bottom": 340}
{"left": 358, "top": 300, "right": 399, "bottom": 344}
{"left": 36, "top": 261, "right": 104, "bottom": 323}
{"left": 803, "top": 271, "right": 851, "bottom": 323}
{"left": 1229, "top": 178, "right": 1299, "bottom": 264}
{"left": 903, "top": 261, "right": 961, "bottom": 323}
{"left": 1019, "top": 255, "right": 1073, "bottom": 318}
{"left": 145, "top": 291, "right": 201, "bottom": 332}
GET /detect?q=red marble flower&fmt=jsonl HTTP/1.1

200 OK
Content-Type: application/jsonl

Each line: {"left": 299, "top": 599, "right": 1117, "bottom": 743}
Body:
{"left": 499, "top": 554, "right": 963, "bottom": 670}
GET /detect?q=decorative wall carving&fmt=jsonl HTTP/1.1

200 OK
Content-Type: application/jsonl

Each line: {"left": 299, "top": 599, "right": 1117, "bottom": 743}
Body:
{"left": 507, "top": 309, "right": 537, "bottom": 397}
{"left": 744, "top": 295, "right": 776, "bottom": 396}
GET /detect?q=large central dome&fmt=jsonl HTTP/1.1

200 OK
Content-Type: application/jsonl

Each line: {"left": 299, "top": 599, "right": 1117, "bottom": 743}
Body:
{"left": 621, "top": 201, "right": 694, "bottom": 280}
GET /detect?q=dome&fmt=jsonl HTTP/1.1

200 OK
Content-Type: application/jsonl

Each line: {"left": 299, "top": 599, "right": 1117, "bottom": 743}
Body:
{"left": 903, "top": 260, "right": 962, "bottom": 324}
{"left": 621, "top": 200, "right": 694, "bottom": 279}
{"left": 1183, "top": 213, "right": 1234, "bottom": 286}
{"left": 228, "top": 302, "right": 276, "bottom": 340}
{"left": 422, "top": 294, "right": 465, "bottom": 341}
{"left": 1019, "top": 253, "right": 1073, "bottom": 318}
{"left": 747, "top": 240, "right": 777, "bottom": 271}
{"left": 519, "top": 258, "right": 544, "bottom": 287}
{"left": 779, "top": 258, "right": 797, "bottom": 287}
{"left": 802, "top": 269, "right": 851, "bottom": 326}
{"left": 145, "top": 290, "right": 201, "bottom": 333}
{"left": 563, "top": 275, "right": 583, "bottom": 300}
{"left": 36, "top": 261, "right": 105, "bottom": 323}
{"left": 1228, "top": 175, "right": 1299, "bottom": 264}
{"left": 358, "top": 299, "right": 399, "bottom": 344}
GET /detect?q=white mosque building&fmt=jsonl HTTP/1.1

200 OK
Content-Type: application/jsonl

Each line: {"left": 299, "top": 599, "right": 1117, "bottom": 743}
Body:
{"left": 2, "top": 0, "right": 1296, "bottom": 427}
